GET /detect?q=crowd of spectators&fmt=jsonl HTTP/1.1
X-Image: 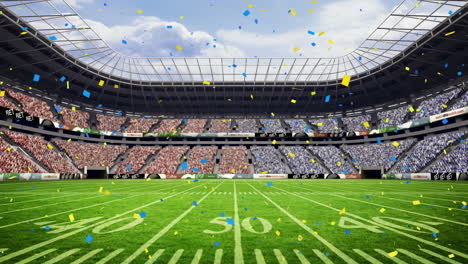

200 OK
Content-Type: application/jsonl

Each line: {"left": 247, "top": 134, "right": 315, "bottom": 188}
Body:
{"left": 390, "top": 132, "right": 465, "bottom": 173}
{"left": 0, "top": 136, "right": 45, "bottom": 173}
{"left": 250, "top": 146, "right": 290, "bottom": 174}
{"left": 96, "top": 114, "right": 127, "bottom": 132}
{"left": 56, "top": 105, "right": 90, "bottom": 128}
{"left": 208, "top": 119, "right": 232, "bottom": 133}
{"left": 184, "top": 146, "right": 217, "bottom": 174}
{"left": 279, "top": 146, "right": 327, "bottom": 174}
{"left": 428, "top": 141, "right": 467, "bottom": 173}
{"left": 217, "top": 146, "right": 250, "bottom": 174}
{"left": 342, "top": 115, "right": 372, "bottom": 131}
{"left": 448, "top": 90, "right": 467, "bottom": 111}
{"left": 114, "top": 146, "right": 161, "bottom": 173}
{"left": 377, "top": 106, "right": 410, "bottom": 128}
{"left": 0, "top": 95, "right": 20, "bottom": 111}
{"left": 260, "top": 119, "right": 286, "bottom": 133}
{"left": 414, "top": 88, "right": 462, "bottom": 119}
{"left": 308, "top": 146, "right": 357, "bottom": 174}
{"left": 4, "top": 131, "right": 79, "bottom": 173}
{"left": 181, "top": 119, "right": 207, "bottom": 133}
{"left": 53, "top": 139, "right": 128, "bottom": 169}
{"left": 124, "top": 118, "right": 158, "bottom": 133}
{"left": 142, "top": 146, "right": 188, "bottom": 174}
{"left": 235, "top": 119, "right": 258, "bottom": 133}
{"left": 6, "top": 89, "right": 58, "bottom": 122}
{"left": 309, "top": 118, "right": 343, "bottom": 133}
{"left": 284, "top": 119, "right": 309, "bottom": 133}
{"left": 341, "top": 139, "right": 416, "bottom": 171}
{"left": 153, "top": 119, "right": 182, "bottom": 134}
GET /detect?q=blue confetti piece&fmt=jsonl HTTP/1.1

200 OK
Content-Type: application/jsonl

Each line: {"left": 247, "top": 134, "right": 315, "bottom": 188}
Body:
{"left": 192, "top": 201, "right": 198, "bottom": 206}
{"left": 160, "top": 199, "right": 164, "bottom": 202}
{"left": 365, "top": 195, "right": 370, "bottom": 199}
{"left": 457, "top": 71, "right": 462, "bottom": 76}
{"left": 139, "top": 212, "right": 146, "bottom": 218}
{"left": 253, "top": 217, "right": 257, "bottom": 220}
{"left": 54, "top": 106, "right": 62, "bottom": 113}
{"left": 201, "top": 159, "right": 208, "bottom": 164}
{"left": 254, "top": 19, "right": 259, "bottom": 24}
{"left": 344, "top": 230, "right": 350, "bottom": 235}
{"left": 462, "top": 205, "right": 466, "bottom": 209}
{"left": 166, "top": 25, "right": 173, "bottom": 29}
{"left": 325, "top": 253, "right": 329, "bottom": 256}
{"left": 33, "top": 74, "right": 40, "bottom": 82}
{"left": 243, "top": 10, "right": 250, "bottom": 16}
{"left": 391, "top": 156, "right": 397, "bottom": 162}
{"left": 342, "top": 170, "right": 348, "bottom": 174}
{"left": 444, "top": 63, "right": 449, "bottom": 68}
{"left": 311, "top": 42, "right": 316, "bottom": 47}
{"left": 377, "top": 137, "right": 381, "bottom": 144}
{"left": 220, "top": 212, "right": 225, "bottom": 217}
{"left": 85, "top": 133, "right": 89, "bottom": 138}
{"left": 193, "top": 168, "right": 199, "bottom": 172}
{"left": 44, "top": 225, "right": 50, "bottom": 230}
{"left": 358, "top": 56, "right": 362, "bottom": 61}
{"left": 214, "top": 241, "right": 220, "bottom": 246}
{"left": 316, "top": 222, "right": 322, "bottom": 225}
{"left": 60, "top": 76, "right": 66, "bottom": 82}
{"left": 49, "top": 36, "right": 57, "bottom": 41}
{"left": 125, "top": 164, "right": 133, "bottom": 171}
{"left": 201, "top": 211, "right": 204, "bottom": 214}
{"left": 121, "top": 40, "right": 127, "bottom": 44}
{"left": 232, "top": 64, "right": 237, "bottom": 68}
{"left": 31, "top": 186, "right": 36, "bottom": 189}
{"left": 406, "top": 180, "right": 411, "bottom": 184}
{"left": 242, "top": 73, "right": 247, "bottom": 77}
{"left": 244, "top": 208, "right": 248, "bottom": 211}
{"left": 194, "top": 179, "right": 199, "bottom": 183}
{"left": 325, "top": 95, "right": 330, "bottom": 103}
{"left": 181, "top": 162, "right": 188, "bottom": 170}
{"left": 22, "top": 27, "right": 28, "bottom": 31}
{"left": 85, "top": 234, "right": 93, "bottom": 244}
{"left": 82, "top": 90, "right": 90, "bottom": 98}
{"left": 432, "top": 232, "right": 437, "bottom": 238}
{"left": 266, "top": 182, "right": 272, "bottom": 187}
{"left": 442, "top": 119, "right": 448, "bottom": 125}
{"left": 227, "top": 218, "right": 235, "bottom": 225}
{"left": 448, "top": 10, "right": 453, "bottom": 15}
{"left": 307, "top": 30, "right": 315, "bottom": 35}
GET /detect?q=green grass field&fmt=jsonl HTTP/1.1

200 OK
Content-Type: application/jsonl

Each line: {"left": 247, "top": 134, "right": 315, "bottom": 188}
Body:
{"left": 0, "top": 179, "right": 467, "bottom": 264}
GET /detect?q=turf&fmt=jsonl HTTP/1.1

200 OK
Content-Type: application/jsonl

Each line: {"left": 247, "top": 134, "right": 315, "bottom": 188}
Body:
{"left": 0, "top": 179, "right": 467, "bottom": 263}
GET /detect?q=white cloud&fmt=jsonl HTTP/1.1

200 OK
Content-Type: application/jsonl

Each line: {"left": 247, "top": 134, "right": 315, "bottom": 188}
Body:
{"left": 63, "top": 0, "right": 96, "bottom": 9}
{"left": 216, "top": 0, "right": 389, "bottom": 58}
{"left": 85, "top": 16, "right": 247, "bottom": 58}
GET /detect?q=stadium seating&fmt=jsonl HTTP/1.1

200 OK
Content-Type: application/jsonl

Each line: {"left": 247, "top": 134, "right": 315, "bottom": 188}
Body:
{"left": 341, "top": 139, "right": 416, "bottom": 171}
{"left": 0, "top": 136, "right": 45, "bottom": 173}
{"left": 4, "top": 130, "right": 79, "bottom": 173}
{"left": 184, "top": 146, "right": 217, "bottom": 174}
{"left": 428, "top": 141, "right": 467, "bottom": 173}
{"left": 309, "top": 118, "right": 343, "bottom": 133}
{"left": 181, "top": 119, "right": 207, "bottom": 133}
{"left": 279, "top": 146, "right": 328, "bottom": 174}
{"left": 284, "top": 119, "right": 309, "bottom": 133}
{"left": 414, "top": 88, "right": 462, "bottom": 119}
{"left": 449, "top": 89, "right": 467, "bottom": 110}
{"left": 377, "top": 106, "right": 410, "bottom": 128}
{"left": 251, "top": 146, "right": 290, "bottom": 174}
{"left": 0, "top": 95, "right": 20, "bottom": 111}
{"left": 56, "top": 105, "right": 90, "bottom": 128}
{"left": 142, "top": 146, "right": 189, "bottom": 174}
{"left": 208, "top": 119, "right": 232, "bottom": 133}
{"left": 260, "top": 119, "right": 286, "bottom": 133}
{"left": 96, "top": 114, "right": 127, "bottom": 132}
{"left": 342, "top": 115, "right": 372, "bottom": 131}
{"left": 124, "top": 118, "right": 158, "bottom": 133}
{"left": 235, "top": 119, "right": 258, "bottom": 133}
{"left": 114, "top": 146, "right": 161, "bottom": 174}
{"left": 308, "top": 146, "right": 357, "bottom": 174}
{"left": 153, "top": 119, "right": 182, "bottom": 134}
{"left": 390, "top": 132, "right": 465, "bottom": 173}
{"left": 6, "top": 89, "right": 58, "bottom": 122}
{"left": 53, "top": 139, "right": 128, "bottom": 169}
{"left": 217, "top": 146, "right": 250, "bottom": 174}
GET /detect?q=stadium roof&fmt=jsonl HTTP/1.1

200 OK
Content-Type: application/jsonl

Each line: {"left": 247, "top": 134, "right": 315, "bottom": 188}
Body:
{"left": 0, "top": 0, "right": 465, "bottom": 85}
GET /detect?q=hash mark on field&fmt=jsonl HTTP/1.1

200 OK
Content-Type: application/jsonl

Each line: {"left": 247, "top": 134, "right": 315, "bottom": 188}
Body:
{"left": 17, "top": 248, "right": 57, "bottom": 264}
{"left": 96, "top": 248, "right": 125, "bottom": 264}
{"left": 44, "top": 248, "right": 81, "bottom": 264}
{"left": 145, "top": 249, "right": 164, "bottom": 264}
{"left": 168, "top": 249, "right": 184, "bottom": 264}
{"left": 312, "top": 249, "right": 333, "bottom": 264}
{"left": 294, "top": 249, "right": 311, "bottom": 264}
{"left": 255, "top": 249, "right": 266, "bottom": 264}
{"left": 352, "top": 249, "right": 383, "bottom": 264}
{"left": 419, "top": 249, "right": 462, "bottom": 264}
{"left": 274, "top": 249, "right": 288, "bottom": 263}
{"left": 397, "top": 249, "right": 435, "bottom": 264}
{"left": 374, "top": 249, "right": 407, "bottom": 264}
{"left": 214, "top": 249, "right": 223, "bottom": 264}
{"left": 190, "top": 249, "right": 203, "bottom": 264}
{"left": 70, "top": 249, "right": 103, "bottom": 264}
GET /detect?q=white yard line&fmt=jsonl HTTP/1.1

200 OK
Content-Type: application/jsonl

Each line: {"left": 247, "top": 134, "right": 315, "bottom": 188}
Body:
{"left": 419, "top": 249, "right": 462, "bottom": 264}
{"left": 233, "top": 181, "right": 244, "bottom": 264}
{"left": 44, "top": 248, "right": 81, "bottom": 264}
{"left": 255, "top": 249, "right": 266, "bottom": 264}
{"left": 70, "top": 249, "right": 103, "bottom": 264}
{"left": 312, "top": 249, "right": 334, "bottom": 264}
{"left": 352, "top": 249, "right": 383, "bottom": 264}
{"left": 96, "top": 248, "right": 125, "bottom": 264}
{"left": 274, "top": 249, "right": 288, "bottom": 264}
{"left": 16, "top": 249, "right": 57, "bottom": 264}
{"left": 294, "top": 249, "right": 311, "bottom": 264}
{"left": 167, "top": 249, "right": 184, "bottom": 264}
{"left": 145, "top": 249, "right": 165, "bottom": 264}
{"left": 190, "top": 249, "right": 203, "bottom": 264}
{"left": 214, "top": 249, "right": 223, "bottom": 264}
{"left": 374, "top": 249, "right": 407, "bottom": 264}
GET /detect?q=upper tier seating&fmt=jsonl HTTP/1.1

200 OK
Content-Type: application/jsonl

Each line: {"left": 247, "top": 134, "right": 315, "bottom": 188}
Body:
{"left": 260, "top": 119, "right": 286, "bottom": 133}
{"left": 56, "top": 105, "right": 90, "bottom": 128}
{"left": 96, "top": 114, "right": 127, "bottom": 132}
{"left": 309, "top": 118, "right": 343, "bottom": 133}
{"left": 124, "top": 118, "right": 158, "bottom": 133}
{"left": 153, "top": 119, "right": 182, "bottom": 134}
{"left": 342, "top": 115, "right": 372, "bottom": 131}
{"left": 181, "top": 119, "right": 207, "bottom": 133}
{"left": 208, "top": 119, "right": 232, "bottom": 133}
{"left": 6, "top": 89, "right": 58, "bottom": 122}
{"left": 235, "top": 119, "right": 258, "bottom": 133}
{"left": 284, "top": 119, "right": 309, "bottom": 133}
{"left": 377, "top": 106, "right": 410, "bottom": 128}
{"left": 414, "top": 88, "right": 462, "bottom": 119}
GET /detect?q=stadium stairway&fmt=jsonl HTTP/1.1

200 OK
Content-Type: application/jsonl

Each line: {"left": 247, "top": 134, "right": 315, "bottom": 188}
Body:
{"left": 279, "top": 119, "right": 291, "bottom": 133}
{"left": 421, "top": 133, "right": 468, "bottom": 173}
{"left": 0, "top": 132, "right": 51, "bottom": 172}
{"left": 387, "top": 138, "right": 419, "bottom": 173}
{"left": 446, "top": 88, "right": 467, "bottom": 109}
{"left": 136, "top": 148, "right": 162, "bottom": 174}
{"left": 109, "top": 147, "right": 133, "bottom": 173}
{"left": 275, "top": 147, "right": 293, "bottom": 174}
{"left": 4, "top": 90, "right": 23, "bottom": 111}
{"left": 147, "top": 120, "right": 162, "bottom": 133}
{"left": 120, "top": 118, "right": 131, "bottom": 133}
{"left": 305, "top": 148, "right": 333, "bottom": 174}
{"left": 175, "top": 147, "right": 192, "bottom": 174}
{"left": 49, "top": 140, "right": 81, "bottom": 173}
{"left": 339, "top": 146, "right": 360, "bottom": 172}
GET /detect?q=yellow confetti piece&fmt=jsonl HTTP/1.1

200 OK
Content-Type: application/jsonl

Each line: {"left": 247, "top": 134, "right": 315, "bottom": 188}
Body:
{"left": 137, "top": 9, "right": 143, "bottom": 14}
{"left": 336, "top": 161, "right": 342, "bottom": 167}
{"left": 104, "top": 190, "right": 111, "bottom": 195}
{"left": 114, "top": 84, "right": 119, "bottom": 88}
{"left": 381, "top": 192, "right": 385, "bottom": 196}
{"left": 144, "top": 248, "right": 149, "bottom": 253}
{"left": 339, "top": 208, "right": 346, "bottom": 215}
{"left": 363, "top": 122, "right": 369, "bottom": 128}
{"left": 293, "top": 47, "right": 301, "bottom": 53}
{"left": 176, "top": 45, "right": 183, "bottom": 50}
{"left": 392, "top": 141, "right": 400, "bottom": 147}
{"left": 270, "top": 112, "right": 275, "bottom": 117}
{"left": 277, "top": 218, "right": 281, "bottom": 222}
{"left": 289, "top": 8, "right": 297, "bottom": 16}
{"left": 288, "top": 152, "right": 295, "bottom": 158}
{"left": 98, "top": 80, "right": 105, "bottom": 86}
{"left": 318, "top": 32, "right": 325, "bottom": 36}
{"left": 0, "top": 91, "right": 4, "bottom": 97}
{"left": 330, "top": 221, "right": 336, "bottom": 225}
{"left": 146, "top": 177, "right": 151, "bottom": 181}
{"left": 385, "top": 118, "right": 389, "bottom": 123}
{"left": 412, "top": 200, "right": 421, "bottom": 205}
{"left": 308, "top": 9, "right": 314, "bottom": 13}
{"left": 405, "top": 66, "right": 410, "bottom": 71}
{"left": 275, "top": 230, "right": 281, "bottom": 236}
{"left": 290, "top": 99, "right": 297, "bottom": 103}
{"left": 388, "top": 251, "right": 398, "bottom": 257}
{"left": 328, "top": 39, "right": 335, "bottom": 45}
{"left": 250, "top": 94, "right": 254, "bottom": 99}
{"left": 311, "top": 91, "right": 316, "bottom": 95}
{"left": 133, "top": 213, "right": 141, "bottom": 219}
{"left": 462, "top": 201, "right": 467, "bottom": 206}
{"left": 301, "top": 220, "right": 307, "bottom": 223}
{"left": 448, "top": 254, "right": 455, "bottom": 258}
{"left": 98, "top": 186, "right": 103, "bottom": 193}
{"left": 179, "top": 16, "right": 184, "bottom": 19}
{"left": 409, "top": 106, "right": 415, "bottom": 112}
{"left": 69, "top": 214, "right": 75, "bottom": 222}
{"left": 379, "top": 208, "right": 386, "bottom": 213}
{"left": 231, "top": 169, "right": 236, "bottom": 173}
{"left": 272, "top": 140, "right": 277, "bottom": 145}
{"left": 341, "top": 74, "right": 351, "bottom": 87}
{"left": 298, "top": 235, "right": 303, "bottom": 241}
{"left": 445, "top": 31, "right": 455, "bottom": 36}
{"left": 20, "top": 31, "right": 28, "bottom": 35}
{"left": 47, "top": 144, "right": 54, "bottom": 149}
{"left": 248, "top": 4, "right": 253, "bottom": 8}
{"left": 317, "top": 122, "right": 323, "bottom": 127}
{"left": 174, "top": 231, "right": 178, "bottom": 235}
{"left": 203, "top": 81, "right": 211, "bottom": 85}
{"left": 311, "top": 159, "right": 316, "bottom": 163}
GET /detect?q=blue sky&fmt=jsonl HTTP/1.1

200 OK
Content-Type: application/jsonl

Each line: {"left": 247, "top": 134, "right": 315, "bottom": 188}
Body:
{"left": 68, "top": 0, "right": 404, "bottom": 58}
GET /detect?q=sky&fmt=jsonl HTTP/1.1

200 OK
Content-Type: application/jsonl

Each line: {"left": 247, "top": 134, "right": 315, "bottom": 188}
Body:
{"left": 65, "top": 0, "right": 405, "bottom": 58}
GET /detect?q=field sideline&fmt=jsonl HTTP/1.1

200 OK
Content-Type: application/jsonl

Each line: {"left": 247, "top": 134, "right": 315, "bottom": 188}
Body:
{"left": 0, "top": 179, "right": 467, "bottom": 263}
